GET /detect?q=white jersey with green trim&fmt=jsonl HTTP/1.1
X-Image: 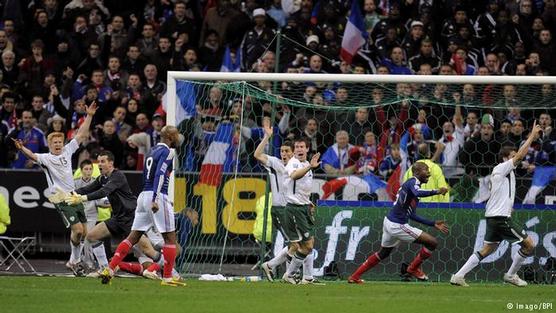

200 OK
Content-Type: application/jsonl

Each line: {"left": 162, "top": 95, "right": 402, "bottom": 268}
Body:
{"left": 263, "top": 156, "right": 288, "bottom": 207}
{"left": 35, "top": 139, "right": 79, "bottom": 197}
{"left": 485, "top": 159, "right": 516, "bottom": 218}
{"left": 284, "top": 157, "right": 313, "bottom": 205}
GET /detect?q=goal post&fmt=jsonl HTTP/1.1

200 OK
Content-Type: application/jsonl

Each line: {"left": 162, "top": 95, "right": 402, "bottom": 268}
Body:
{"left": 166, "top": 71, "right": 556, "bottom": 281}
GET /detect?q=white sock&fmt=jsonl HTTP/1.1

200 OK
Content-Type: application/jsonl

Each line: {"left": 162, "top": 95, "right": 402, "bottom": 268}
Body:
{"left": 286, "top": 253, "right": 305, "bottom": 277}
{"left": 302, "top": 250, "right": 314, "bottom": 280}
{"left": 92, "top": 242, "right": 108, "bottom": 268}
{"left": 507, "top": 250, "right": 527, "bottom": 276}
{"left": 267, "top": 247, "right": 289, "bottom": 268}
{"left": 455, "top": 253, "right": 481, "bottom": 278}
{"left": 69, "top": 242, "right": 83, "bottom": 264}
{"left": 82, "top": 240, "right": 94, "bottom": 267}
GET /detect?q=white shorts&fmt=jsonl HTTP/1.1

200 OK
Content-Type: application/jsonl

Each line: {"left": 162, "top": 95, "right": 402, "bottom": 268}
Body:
{"left": 132, "top": 191, "right": 175, "bottom": 233}
{"left": 380, "top": 217, "right": 423, "bottom": 248}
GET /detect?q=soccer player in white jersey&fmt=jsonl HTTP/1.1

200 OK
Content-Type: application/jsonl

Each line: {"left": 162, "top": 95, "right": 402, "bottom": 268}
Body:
{"left": 451, "top": 121, "right": 543, "bottom": 287}
{"left": 11, "top": 102, "right": 97, "bottom": 276}
{"left": 282, "top": 137, "right": 321, "bottom": 284}
{"left": 253, "top": 121, "right": 296, "bottom": 281}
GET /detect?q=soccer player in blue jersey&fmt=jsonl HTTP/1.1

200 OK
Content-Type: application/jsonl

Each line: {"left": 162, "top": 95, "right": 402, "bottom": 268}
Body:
{"left": 99, "top": 125, "right": 184, "bottom": 287}
{"left": 348, "top": 162, "right": 449, "bottom": 283}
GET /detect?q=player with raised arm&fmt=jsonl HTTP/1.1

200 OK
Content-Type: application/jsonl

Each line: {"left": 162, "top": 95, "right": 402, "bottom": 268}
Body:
{"left": 451, "top": 121, "right": 543, "bottom": 287}
{"left": 348, "top": 162, "right": 449, "bottom": 284}
{"left": 282, "top": 138, "right": 321, "bottom": 284}
{"left": 97, "top": 126, "right": 184, "bottom": 286}
{"left": 253, "top": 120, "right": 297, "bottom": 282}
{"left": 11, "top": 102, "right": 97, "bottom": 276}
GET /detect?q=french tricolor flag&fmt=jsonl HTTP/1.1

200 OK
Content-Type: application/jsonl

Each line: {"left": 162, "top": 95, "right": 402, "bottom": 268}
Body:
{"left": 199, "top": 122, "right": 235, "bottom": 186}
{"left": 340, "top": 0, "right": 368, "bottom": 64}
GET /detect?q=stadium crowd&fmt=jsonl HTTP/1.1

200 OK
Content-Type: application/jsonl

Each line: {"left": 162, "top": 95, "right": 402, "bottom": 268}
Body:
{"left": 0, "top": 0, "right": 555, "bottom": 203}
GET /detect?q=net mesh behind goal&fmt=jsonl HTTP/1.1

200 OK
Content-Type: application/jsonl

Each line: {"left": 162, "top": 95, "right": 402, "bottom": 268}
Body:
{"left": 170, "top": 75, "right": 556, "bottom": 280}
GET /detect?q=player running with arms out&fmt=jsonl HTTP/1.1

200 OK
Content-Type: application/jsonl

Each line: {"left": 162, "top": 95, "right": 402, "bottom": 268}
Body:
{"left": 98, "top": 126, "right": 184, "bottom": 287}
{"left": 348, "top": 162, "right": 449, "bottom": 284}
{"left": 253, "top": 120, "right": 298, "bottom": 282}
{"left": 282, "top": 137, "right": 321, "bottom": 284}
{"left": 11, "top": 102, "right": 97, "bottom": 276}
{"left": 66, "top": 150, "right": 140, "bottom": 275}
{"left": 451, "top": 121, "right": 543, "bottom": 287}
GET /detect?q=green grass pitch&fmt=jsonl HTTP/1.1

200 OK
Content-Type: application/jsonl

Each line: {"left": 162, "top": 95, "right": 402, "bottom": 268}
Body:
{"left": 1, "top": 277, "right": 554, "bottom": 313}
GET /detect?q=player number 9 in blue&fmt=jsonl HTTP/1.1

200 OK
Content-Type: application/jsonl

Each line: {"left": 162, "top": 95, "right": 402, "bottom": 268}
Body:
{"left": 145, "top": 157, "right": 154, "bottom": 177}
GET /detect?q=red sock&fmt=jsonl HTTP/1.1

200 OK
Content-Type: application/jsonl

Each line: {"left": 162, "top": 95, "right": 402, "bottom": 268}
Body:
{"left": 351, "top": 252, "right": 381, "bottom": 279}
{"left": 147, "top": 262, "right": 161, "bottom": 273}
{"left": 408, "top": 247, "right": 432, "bottom": 271}
{"left": 162, "top": 244, "right": 176, "bottom": 279}
{"left": 119, "top": 262, "right": 143, "bottom": 275}
{"left": 109, "top": 239, "right": 132, "bottom": 270}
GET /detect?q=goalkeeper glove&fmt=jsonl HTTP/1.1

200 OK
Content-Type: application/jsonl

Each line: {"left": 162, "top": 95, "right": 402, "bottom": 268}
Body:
{"left": 47, "top": 188, "right": 69, "bottom": 204}
{"left": 65, "top": 192, "right": 87, "bottom": 205}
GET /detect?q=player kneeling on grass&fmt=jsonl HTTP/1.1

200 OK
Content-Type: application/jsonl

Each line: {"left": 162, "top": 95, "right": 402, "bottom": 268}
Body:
{"left": 99, "top": 126, "right": 184, "bottom": 287}
{"left": 451, "top": 121, "right": 543, "bottom": 287}
{"left": 348, "top": 162, "right": 449, "bottom": 284}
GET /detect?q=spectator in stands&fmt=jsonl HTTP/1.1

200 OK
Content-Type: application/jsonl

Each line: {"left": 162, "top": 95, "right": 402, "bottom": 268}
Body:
{"left": 403, "top": 143, "right": 450, "bottom": 202}
{"left": 160, "top": 1, "right": 197, "bottom": 46}
{"left": 112, "top": 106, "right": 132, "bottom": 142}
{"left": 122, "top": 45, "right": 147, "bottom": 76}
{"left": 46, "top": 114, "right": 67, "bottom": 137}
{"left": 20, "top": 39, "right": 55, "bottom": 97}
{"left": 353, "top": 131, "right": 382, "bottom": 175}
{"left": 136, "top": 23, "right": 159, "bottom": 60}
{"left": 199, "top": 86, "right": 223, "bottom": 117}
{"left": 382, "top": 46, "right": 411, "bottom": 74}
{"left": 497, "top": 119, "right": 513, "bottom": 143}
{"left": 432, "top": 107, "right": 465, "bottom": 178}
{"left": 321, "top": 130, "right": 356, "bottom": 176}
{"left": 75, "top": 42, "right": 103, "bottom": 78}
{"left": 9, "top": 110, "right": 47, "bottom": 169}
{"left": 508, "top": 118, "right": 526, "bottom": 147}
{"left": 402, "top": 21, "right": 425, "bottom": 58}
{"left": 408, "top": 38, "right": 440, "bottom": 74}
{"left": 242, "top": 8, "right": 275, "bottom": 70}
{"left": 99, "top": 16, "right": 129, "bottom": 58}
{"left": 104, "top": 56, "right": 128, "bottom": 91}
{"left": 1, "top": 50, "right": 18, "bottom": 89}
{"left": 125, "top": 73, "right": 142, "bottom": 102}
{"left": 463, "top": 111, "right": 480, "bottom": 140}
{"left": 30, "top": 95, "right": 50, "bottom": 132}
{"left": 523, "top": 113, "right": 556, "bottom": 203}
{"left": 379, "top": 143, "right": 401, "bottom": 180}
{"left": 97, "top": 119, "right": 123, "bottom": 167}
{"left": 459, "top": 114, "right": 501, "bottom": 203}
{"left": 346, "top": 107, "right": 374, "bottom": 146}
{"left": 141, "top": 64, "right": 165, "bottom": 114}
{"left": 0, "top": 92, "right": 17, "bottom": 130}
